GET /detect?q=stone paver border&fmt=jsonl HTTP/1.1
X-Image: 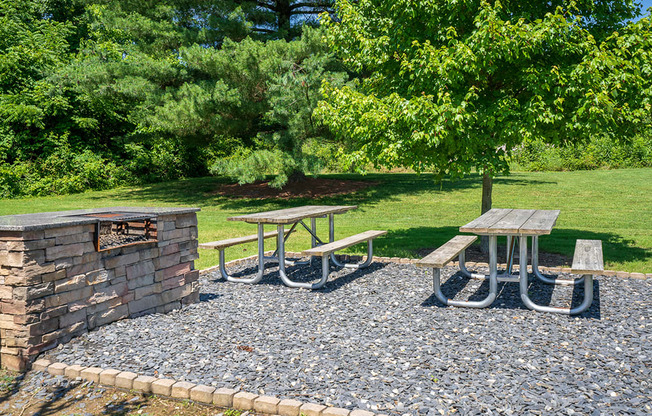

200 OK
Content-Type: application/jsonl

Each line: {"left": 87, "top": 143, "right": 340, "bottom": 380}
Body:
{"left": 31, "top": 359, "right": 390, "bottom": 416}
{"left": 200, "top": 251, "right": 651, "bottom": 280}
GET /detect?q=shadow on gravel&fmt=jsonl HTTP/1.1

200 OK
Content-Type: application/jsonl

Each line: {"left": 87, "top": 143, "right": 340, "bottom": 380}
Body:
{"left": 205, "top": 259, "right": 388, "bottom": 292}
{"left": 0, "top": 372, "right": 25, "bottom": 404}
{"left": 199, "top": 293, "right": 221, "bottom": 302}
{"left": 422, "top": 271, "right": 601, "bottom": 319}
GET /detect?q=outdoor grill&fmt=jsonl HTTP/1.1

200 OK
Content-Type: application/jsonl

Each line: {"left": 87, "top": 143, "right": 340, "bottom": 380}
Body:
{"left": 76, "top": 212, "right": 158, "bottom": 251}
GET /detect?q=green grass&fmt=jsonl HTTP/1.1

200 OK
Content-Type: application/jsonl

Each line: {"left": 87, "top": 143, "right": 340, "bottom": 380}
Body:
{"left": 1, "top": 169, "right": 650, "bottom": 273}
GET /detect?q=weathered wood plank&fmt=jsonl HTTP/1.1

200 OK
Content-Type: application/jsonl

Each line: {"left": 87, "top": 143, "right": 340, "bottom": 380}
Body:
{"left": 458, "top": 209, "right": 512, "bottom": 234}
{"left": 199, "top": 229, "right": 290, "bottom": 250}
{"left": 519, "top": 210, "right": 560, "bottom": 235}
{"left": 302, "top": 230, "right": 387, "bottom": 256}
{"left": 228, "top": 205, "right": 357, "bottom": 224}
{"left": 571, "top": 239, "right": 604, "bottom": 274}
{"left": 489, "top": 209, "right": 536, "bottom": 234}
{"left": 416, "top": 235, "right": 478, "bottom": 268}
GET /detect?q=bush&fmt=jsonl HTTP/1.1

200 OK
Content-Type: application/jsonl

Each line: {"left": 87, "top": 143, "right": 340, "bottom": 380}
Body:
{"left": 511, "top": 134, "right": 652, "bottom": 171}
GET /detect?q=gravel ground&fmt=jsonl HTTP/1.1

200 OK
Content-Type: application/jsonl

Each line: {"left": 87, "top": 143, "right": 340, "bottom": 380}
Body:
{"left": 46, "top": 259, "right": 652, "bottom": 415}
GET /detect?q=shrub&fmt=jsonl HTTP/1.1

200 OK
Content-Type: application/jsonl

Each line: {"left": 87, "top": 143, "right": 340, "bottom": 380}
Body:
{"left": 510, "top": 134, "right": 652, "bottom": 171}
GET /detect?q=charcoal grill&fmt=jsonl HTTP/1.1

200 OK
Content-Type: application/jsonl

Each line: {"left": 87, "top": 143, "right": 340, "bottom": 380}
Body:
{"left": 78, "top": 212, "right": 158, "bottom": 251}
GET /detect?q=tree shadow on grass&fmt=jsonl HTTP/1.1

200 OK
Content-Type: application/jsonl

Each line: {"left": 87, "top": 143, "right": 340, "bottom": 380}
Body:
{"left": 372, "top": 226, "right": 648, "bottom": 269}
{"left": 86, "top": 173, "right": 556, "bottom": 212}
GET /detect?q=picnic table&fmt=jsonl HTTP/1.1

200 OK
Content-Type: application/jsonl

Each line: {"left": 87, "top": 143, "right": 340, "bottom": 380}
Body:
{"left": 419, "top": 208, "right": 603, "bottom": 314}
{"left": 201, "top": 205, "right": 385, "bottom": 289}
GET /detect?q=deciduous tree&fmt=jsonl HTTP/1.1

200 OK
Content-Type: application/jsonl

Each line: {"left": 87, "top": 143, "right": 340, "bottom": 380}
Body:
{"left": 317, "top": 0, "right": 652, "bottom": 228}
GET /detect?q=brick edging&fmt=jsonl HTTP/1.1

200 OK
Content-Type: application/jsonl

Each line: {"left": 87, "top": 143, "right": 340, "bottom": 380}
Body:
{"left": 32, "top": 359, "right": 380, "bottom": 416}
{"left": 201, "top": 252, "right": 651, "bottom": 280}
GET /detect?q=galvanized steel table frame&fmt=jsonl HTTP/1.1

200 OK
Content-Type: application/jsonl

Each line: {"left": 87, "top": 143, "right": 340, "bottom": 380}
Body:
{"left": 452, "top": 208, "right": 590, "bottom": 313}
{"left": 227, "top": 205, "right": 358, "bottom": 288}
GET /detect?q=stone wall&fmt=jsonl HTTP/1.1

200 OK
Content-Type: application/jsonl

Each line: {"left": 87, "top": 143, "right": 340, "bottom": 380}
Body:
{"left": 0, "top": 212, "right": 199, "bottom": 371}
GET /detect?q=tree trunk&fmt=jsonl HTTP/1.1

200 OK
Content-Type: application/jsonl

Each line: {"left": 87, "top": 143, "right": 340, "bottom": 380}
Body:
{"left": 480, "top": 172, "right": 493, "bottom": 253}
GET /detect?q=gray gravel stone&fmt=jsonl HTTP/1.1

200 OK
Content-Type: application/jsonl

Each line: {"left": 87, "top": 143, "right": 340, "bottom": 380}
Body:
{"left": 46, "top": 260, "right": 652, "bottom": 415}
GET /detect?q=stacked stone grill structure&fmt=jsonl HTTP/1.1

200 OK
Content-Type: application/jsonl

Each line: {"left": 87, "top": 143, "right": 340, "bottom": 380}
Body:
{"left": 0, "top": 211, "right": 199, "bottom": 371}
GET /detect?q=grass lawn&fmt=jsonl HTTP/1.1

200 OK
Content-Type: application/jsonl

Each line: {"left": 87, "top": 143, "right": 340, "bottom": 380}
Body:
{"left": 1, "top": 168, "right": 650, "bottom": 273}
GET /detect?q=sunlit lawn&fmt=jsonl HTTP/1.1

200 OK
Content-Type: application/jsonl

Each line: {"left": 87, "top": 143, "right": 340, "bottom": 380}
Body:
{"left": 1, "top": 169, "right": 650, "bottom": 273}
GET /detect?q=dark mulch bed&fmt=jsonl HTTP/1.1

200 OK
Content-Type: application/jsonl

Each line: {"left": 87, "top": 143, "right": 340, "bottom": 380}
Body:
{"left": 212, "top": 178, "right": 378, "bottom": 199}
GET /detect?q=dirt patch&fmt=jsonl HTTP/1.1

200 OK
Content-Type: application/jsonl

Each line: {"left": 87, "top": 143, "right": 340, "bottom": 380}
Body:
{"left": 0, "top": 369, "right": 255, "bottom": 416}
{"left": 417, "top": 244, "right": 572, "bottom": 268}
{"left": 213, "top": 178, "right": 377, "bottom": 200}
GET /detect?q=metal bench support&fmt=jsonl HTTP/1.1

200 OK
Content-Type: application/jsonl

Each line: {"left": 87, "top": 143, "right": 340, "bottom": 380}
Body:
{"left": 432, "top": 235, "right": 498, "bottom": 308}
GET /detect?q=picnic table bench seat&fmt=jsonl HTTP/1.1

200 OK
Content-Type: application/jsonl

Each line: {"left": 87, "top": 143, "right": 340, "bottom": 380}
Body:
{"left": 301, "top": 230, "right": 387, "bottom": 289}
{"left": 199, "top": 229, "right": 292, "bottom": 282}
{"left": 522, "top": 239, "right": 603, "bottom": 315}
{"left": 199, "top": 229, "right": 291, "bottom": 250}
{"left": 416, "top": 235, "right": 492, "bottom": 308}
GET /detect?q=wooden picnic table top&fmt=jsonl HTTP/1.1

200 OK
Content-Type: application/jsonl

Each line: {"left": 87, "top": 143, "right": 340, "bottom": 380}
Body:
{"left": 227, "top": 205, "right": 357, "bottom": 224}
{"left": 459, "top": 208, "right": 560, "bottom": 236}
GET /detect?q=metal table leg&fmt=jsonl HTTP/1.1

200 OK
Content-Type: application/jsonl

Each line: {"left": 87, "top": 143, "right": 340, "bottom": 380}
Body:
{"left": 432, "top": 235, "right": 498, "bottom": 308}
{"left": 520, "top": 236, "right": 593, "bottom": 314}
{"left": 532, "top": 236, "right": 584, "bottom": 285}
{"left": 219, "top": 223, "right": 266, "bottom": 284}
{"left": 277, "top": 224, "right": 328, "bottom": 289}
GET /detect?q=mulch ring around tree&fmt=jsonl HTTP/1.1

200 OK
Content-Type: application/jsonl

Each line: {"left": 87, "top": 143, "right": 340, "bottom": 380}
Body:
{"left": 213, "top": 177, "right": 378, "bottom": 199}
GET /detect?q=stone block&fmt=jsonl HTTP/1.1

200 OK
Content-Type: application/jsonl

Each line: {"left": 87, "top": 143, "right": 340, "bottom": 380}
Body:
{"left": 104, "top": 252, "right": 140, "bottom": 269}
{"left": 46, "top": 243, "right": 86, "bottom": 261}
{"left": 127, "top": 273, "right": 155, "bottom": 290}
{"left": 278, "top": 399, "right": 304, "bottom": 416}
{"left": 26, "top": 317, "right": 58, "bottom": 337}
{"left": 99, "top": 368, "right": 121, "bottom": 385}
{"left": 1, "top": 353, "right": 28, "bottom": 372}
{"left": 0, "top": 286, "right": 12, "bottom": 299}
{"left": 133, "top": 375, "right": 157, "bottom": 393}
{"left": 86, "top": 269, "right": 109, "bottom": 285}
{"left": 162, "top": 275, "right": 185, "bottom": 290}
{"left": 160, "top": 243, "right": 179, "bottom": 256}
{"left": 31, "top": 358, "right": 51, "bottom": 371}
{"left": 44, "top": 225, "right": 92, "bottom": 239}
{"left": 184, "top": 270, "right": 199, "bottom": 283}
{"left": 233, "top": 392, "right": 259, "bottom": 411}
{"left": 175, "top": 214, "right": 197, "bottom": 228}
{"left": 55, "top": 232, "right": 93, "bottom": 246}
{"left": 254, "top": 395, "right": 281, "bottom": 414}
{"left": 80, "top": 367, "right": 103, "bottom": 383}
{"left": 64, "top": 364, "right": 86, "bottom": 378}
{"left": 115, "top": 371, "right": 138, "bottom": 389}
{"left": 40, "top": 305, "right": 67, "bottom": 320}
{"left": 350, "top": 410, "right": 374, "bottom": 416}
{"left": 88, "top": 304, "right": 128, "bottom": 329}
{"left": 126, "top": 261, "right": 156, "bottom": 280}
{"left": 171, "top": 381, "right": 196, "bottom": 399}
{"left": 630, "top": 272, "right": 645, "bottom": 279}
{"left": 134, "top": 282, "right": 161, "bottom": 300}
{"left": 128, "top": 294, "right": 162, "bottom": 315}
{"left": 151, "top": 378, "right": 176, "bottom": 396}
{"left": 213, "top": 388, "right": 237, "bottom": 407}
{"left": 616, "top": 271, "right": 630, "bottom": 278}
{"left": 55, "top": 274, "right": 87, "bottom": 294}
{"left": 155, "top": 262, "right": 191, "bottom": 281}
{"left": 45, "top": 286, "right": 93, "bottom": 308}
{"left": 301, "top": 403, "right": 327, "bottom": 416}
{"left": 189, "top": 385, "right": 215, "bottom": 404}
{"left": 87, "top": 282, "right": 127, "bottom": 305}
{"left": 323, "top": 408, "right": 350, "bottom": 416}
{"left": 180, "top": 252, "right": 199, "bottom": 263}
{"left": 153, "top": 252, "right": 181, "bottom": 270}
{"left": 7, "top": 238, "right": 56, "bottom": 251}
{"left": 67, "top": 260, "right": 101, "bottom": 278}
{"left": 42, "top": 269, "right": 67, "bottom": 283}
{"left": 138, "top": 247, "right": 160, "bottom": 261}
{"left": 59, "top": 308, "right": 87, "bottom": 329}
{"left": 48, "top": 362, "right": 67, "bottom": 376}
